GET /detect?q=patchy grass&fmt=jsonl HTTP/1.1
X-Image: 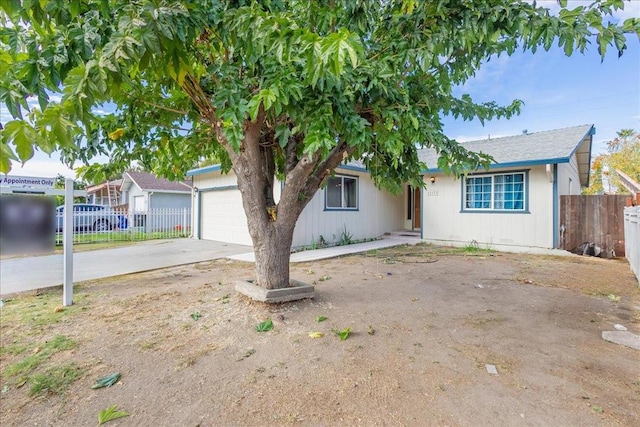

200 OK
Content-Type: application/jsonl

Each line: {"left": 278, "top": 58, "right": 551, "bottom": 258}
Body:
{"left": 29, "top": 363, "right": 84, "bottom": 396}
{"left": 1, "top": 290, "right": 86, "bottom": 396}
{"left": 0, "top": 289, "right": 87, "bottom": 331}
{"left": 55, "top": 230, "right": 189, "bottom": 246}
{"left": 361, "top": 242, "right": 497, "bottom": 266}
{"left": 3, "top": 335, "right": 76, "bottom": 380}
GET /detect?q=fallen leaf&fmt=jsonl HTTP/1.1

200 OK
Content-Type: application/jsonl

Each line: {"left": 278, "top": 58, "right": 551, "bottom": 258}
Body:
{"left": 308, "top": 332, "right": 324, "bottom": 338}
{"left": 92, "top": 372, "right": 121, "bottom": 389}
{"left": 255, "top": 319, "right": 273, "bottom": 332}
{"left": 98, "top": 405, "right": 129, "bottom": 425}
{"left": 332, "top": 328, "right": 351, "bottom": 341}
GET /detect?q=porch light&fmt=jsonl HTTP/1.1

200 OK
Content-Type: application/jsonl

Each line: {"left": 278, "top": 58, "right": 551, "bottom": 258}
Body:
{"left": 429, "top": 176, "right": 436, "bottom": 184}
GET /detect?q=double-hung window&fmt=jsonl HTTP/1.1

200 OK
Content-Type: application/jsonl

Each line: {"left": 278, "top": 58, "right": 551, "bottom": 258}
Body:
{"left": 464, "top": 172, "right": 527, "bottom": 212}
{"left": 325, "top": 175, "right": 358, "bottom": 210}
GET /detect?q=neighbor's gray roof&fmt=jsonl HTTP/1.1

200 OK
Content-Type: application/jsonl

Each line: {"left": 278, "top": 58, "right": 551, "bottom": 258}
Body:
{"left": 418, "top": 124, "right": 594, "bottom": 170}
{"left": 123, "top": 171, "right": 192, "bottom": 192}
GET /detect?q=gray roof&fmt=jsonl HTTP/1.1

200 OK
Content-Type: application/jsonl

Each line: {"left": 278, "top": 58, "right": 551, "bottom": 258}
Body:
{"left": 418, "top": 124, "right": 594, "bottom": 171}
{"left": 122, "top": 171, "right": 192, "bottom": 193}
{"left": 188, "top": 125, "right": 594, "bottom": 185}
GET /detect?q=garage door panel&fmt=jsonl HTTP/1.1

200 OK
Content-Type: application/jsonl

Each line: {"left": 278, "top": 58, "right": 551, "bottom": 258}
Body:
{"left": 200, "top": 190, "right": 252, "bottom": 246}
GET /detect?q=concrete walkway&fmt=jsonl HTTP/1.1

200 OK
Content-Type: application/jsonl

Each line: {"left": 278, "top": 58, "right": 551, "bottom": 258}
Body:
{"left": 0, "top": 239, "right": 251, "bottom": 296}
{"left": 228, "top": 234, "right": 421, "bottom": 263}
{"left": 0, "top": 235, "right": 420, "bottom": 296}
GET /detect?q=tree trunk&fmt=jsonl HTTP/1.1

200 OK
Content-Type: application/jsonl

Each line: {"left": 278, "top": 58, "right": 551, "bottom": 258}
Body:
{"left": 222, "top": 108, "right": 354, "bottom": 290}
{"left": 251, "top": 220, "right": 296, "bottom": 290}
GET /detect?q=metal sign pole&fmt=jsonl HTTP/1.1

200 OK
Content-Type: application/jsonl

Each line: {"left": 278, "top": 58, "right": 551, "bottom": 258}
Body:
{"left": 63, "top": 179, "right": 74, "bottom": 306}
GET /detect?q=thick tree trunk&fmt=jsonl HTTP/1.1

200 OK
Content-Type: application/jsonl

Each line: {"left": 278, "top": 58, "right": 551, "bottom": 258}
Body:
{"left": 251, "top": 221, "right": 296, "bottom": 290}
{"left": 220, "top": 107, "right": 355, "bottom": 290}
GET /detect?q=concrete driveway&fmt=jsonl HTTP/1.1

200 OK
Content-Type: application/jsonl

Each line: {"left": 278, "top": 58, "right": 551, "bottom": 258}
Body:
{"left": 0, "top": 238, "right": 251, "bottom": 296}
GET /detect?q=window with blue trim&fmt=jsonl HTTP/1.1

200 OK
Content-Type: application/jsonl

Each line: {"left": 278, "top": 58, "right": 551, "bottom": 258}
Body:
{"left": 464, "top": 172, "right": 526, "bottom": 211}
{"left": 326, "top": 175, "right": 358, "bottom": 209}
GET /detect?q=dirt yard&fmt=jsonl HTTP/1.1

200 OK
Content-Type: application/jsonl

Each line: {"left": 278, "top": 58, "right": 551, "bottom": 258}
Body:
{"left": 1, "top": 244, "right": 639, "bottom": 426}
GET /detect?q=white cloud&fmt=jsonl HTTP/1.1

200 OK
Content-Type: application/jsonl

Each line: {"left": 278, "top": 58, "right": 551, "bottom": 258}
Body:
{"left": 48, "top": 94, "right": 62, "bottom": 103}
{"left": 526, "top": 0, "right": 639, "bottom": 21}
{"left": 5, "top": 158, "right": 77, "bottom": 179}
{"left": 459, "top": 54, "right": 513, "bottom": 91}
{"left": 0, "top": 104, "right": 11, "bottom": 123}
{"left": 612, "top": 1, "right": 640, "bottom": 22}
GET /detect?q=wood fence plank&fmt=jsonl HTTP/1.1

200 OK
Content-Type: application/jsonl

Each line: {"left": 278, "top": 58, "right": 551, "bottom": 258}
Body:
{"left": 559, "top": 195, "right": 627, "bottom": 257}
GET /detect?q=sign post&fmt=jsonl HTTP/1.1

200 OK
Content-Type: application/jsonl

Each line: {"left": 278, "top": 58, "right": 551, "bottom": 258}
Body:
{"left": 63, "top": 179, "right": 74, "bottom": 306}
{"left": 1, "top": 175, "right": 85, "bottom": 306}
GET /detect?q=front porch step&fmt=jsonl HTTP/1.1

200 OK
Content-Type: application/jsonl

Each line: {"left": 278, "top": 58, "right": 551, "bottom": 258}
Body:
{"left": 386, "top": 230, "right": 421, "bottom": 238}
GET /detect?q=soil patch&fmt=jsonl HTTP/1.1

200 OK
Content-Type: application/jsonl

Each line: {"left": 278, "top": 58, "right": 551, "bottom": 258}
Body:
{"left": 1, "top": 245, "right": 638, "bottom": 426}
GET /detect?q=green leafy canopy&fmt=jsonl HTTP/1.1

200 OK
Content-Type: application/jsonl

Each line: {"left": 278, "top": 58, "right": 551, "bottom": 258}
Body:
{"left": 1, "top": 0, "right": 637, "bottom": 187}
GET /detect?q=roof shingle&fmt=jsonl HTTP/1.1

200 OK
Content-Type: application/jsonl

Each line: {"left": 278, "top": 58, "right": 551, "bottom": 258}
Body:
{"left": 124, "top": 171, "right": 192, "bottom": 192}
{"left": 418, "top": 124, "right": 594, "bottom": 169}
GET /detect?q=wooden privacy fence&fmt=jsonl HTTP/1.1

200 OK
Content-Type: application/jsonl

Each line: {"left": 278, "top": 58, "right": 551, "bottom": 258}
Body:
{"left": 559, "top": 195, "right": 628, "bottom": 257}
{"left": 624, "top": 206, "right": 639, "bottom": 284}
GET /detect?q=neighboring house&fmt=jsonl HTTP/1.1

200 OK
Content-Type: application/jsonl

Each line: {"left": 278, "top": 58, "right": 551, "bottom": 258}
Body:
{"left": 120, "top": 171, "right": 193, "bottom": 230}
{"left": 86, "top": 179, "right": 123, "bottom": 207}
{"left": 188, "top": 124, "right": 594, "bottom": 252}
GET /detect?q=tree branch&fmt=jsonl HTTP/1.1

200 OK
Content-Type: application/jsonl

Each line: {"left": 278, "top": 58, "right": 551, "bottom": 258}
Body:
{"left": 136, "top": 99, "right": 188, "bottom": 116}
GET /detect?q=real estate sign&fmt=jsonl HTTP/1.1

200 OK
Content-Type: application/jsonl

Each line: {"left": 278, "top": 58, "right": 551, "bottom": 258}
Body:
{"left": 0, "top": 175, "right": 56, "bottom": 190}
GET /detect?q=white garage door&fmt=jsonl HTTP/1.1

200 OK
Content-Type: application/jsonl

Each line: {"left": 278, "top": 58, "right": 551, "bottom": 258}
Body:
{"left": 200, "top": 189, "right": 252, "bottom": 246}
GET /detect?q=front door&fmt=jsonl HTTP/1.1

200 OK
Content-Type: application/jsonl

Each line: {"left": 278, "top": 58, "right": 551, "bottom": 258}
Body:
{"left": 413, "top": 187, "right": 421, "bottom": 230}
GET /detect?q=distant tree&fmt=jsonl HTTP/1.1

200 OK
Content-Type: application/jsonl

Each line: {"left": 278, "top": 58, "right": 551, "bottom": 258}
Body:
{"left": 586, "top": 129, "right": 640, "bottom": 194}
{"left": 53, "top": 174, "right": 87, "bottom": 206}
{"left": 1, "top": 1, "right": 638, "bottom": 290}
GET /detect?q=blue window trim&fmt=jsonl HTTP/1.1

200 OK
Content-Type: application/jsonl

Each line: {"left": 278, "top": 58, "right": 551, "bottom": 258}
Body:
{"left": 460, "top": 170, "right": 530, "bottom": 214}
{"left": 324, "top": 174, "right": 359, "bottom": 211}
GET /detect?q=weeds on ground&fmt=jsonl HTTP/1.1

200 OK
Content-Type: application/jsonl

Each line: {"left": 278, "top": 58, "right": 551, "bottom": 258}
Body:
{"left": 29, "top": 363, "right": 84, "bottom": 396}
{"left": 1, "top": 291, "right": 86, "bottom": 396}
{"left": 0, "top": 290, "right": 86, "bottom": 330}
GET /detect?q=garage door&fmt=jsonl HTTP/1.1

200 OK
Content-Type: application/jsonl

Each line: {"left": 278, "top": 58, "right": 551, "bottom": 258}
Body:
{"left": 200, "top": 189, "right": 253, "bottom": 246}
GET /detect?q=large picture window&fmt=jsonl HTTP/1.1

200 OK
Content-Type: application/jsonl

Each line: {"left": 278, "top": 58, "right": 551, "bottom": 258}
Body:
{"left": 464, "top": 172, "right": 527, "bottom": 212}
{"left": 325, "top": 175, "right": 358, "bottom": 210}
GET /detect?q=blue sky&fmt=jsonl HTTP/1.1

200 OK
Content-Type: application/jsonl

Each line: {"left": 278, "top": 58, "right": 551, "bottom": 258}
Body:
{"left": 2, "top": 0, "right": 639, "bottom": 179}
{"left": 442, "top": 13, "right": 640, "bottom": 156}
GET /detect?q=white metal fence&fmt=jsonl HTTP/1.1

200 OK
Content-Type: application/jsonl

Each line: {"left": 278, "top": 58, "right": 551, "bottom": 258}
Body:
{"left": 624, "top": 206, "right": 640, "bottom": 284}
{"left": 55, "top": 207, "right": 191, "bottom": 245}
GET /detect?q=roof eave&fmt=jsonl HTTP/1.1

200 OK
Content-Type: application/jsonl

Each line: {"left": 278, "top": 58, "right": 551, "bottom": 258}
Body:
{"left": 420, "top": 157, "right": 571, "bottom": 174}
{"left": 187, "top": 164, "right": 222, "bottom": 177}
{"left": 139, "top": 189, "right": 191, "bottom": 194}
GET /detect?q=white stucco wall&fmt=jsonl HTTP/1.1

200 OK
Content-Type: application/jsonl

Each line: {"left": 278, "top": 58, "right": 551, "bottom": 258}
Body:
{"left": 422, "top": 165, "right": 555, "bottom": 249}
{"left": 557, "top": 154, "right": 581, "bottom": 196}
{"left": 192, "top": 169, "right": 404, "bottom": 248}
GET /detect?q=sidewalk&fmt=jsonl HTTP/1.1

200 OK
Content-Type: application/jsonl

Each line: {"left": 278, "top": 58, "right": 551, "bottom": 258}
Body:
{"left": 0, "top": 235, "right": 420, "bottom": 296}
{"left": 0, "top": 239, "right": 251, "bottom": 296}
{"left": 228, "top": 234, "right": 420, "bottom": 263}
